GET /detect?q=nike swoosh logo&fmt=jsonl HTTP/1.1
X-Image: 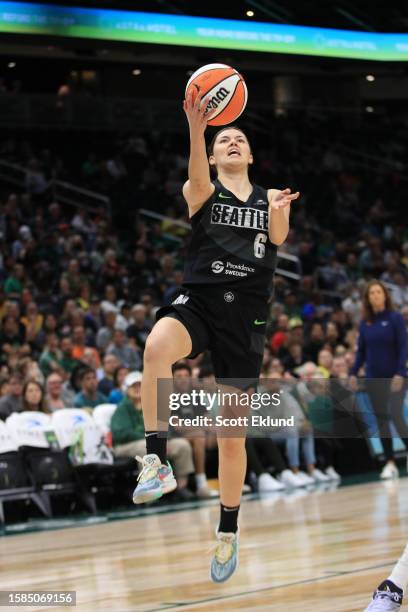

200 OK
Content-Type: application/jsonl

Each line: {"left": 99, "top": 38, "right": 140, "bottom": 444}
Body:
{"left": 219, "top": 193, "right": 232, "bottom": 199}
{"left": 254, "top": 319, "right": 266, "bottom": 325}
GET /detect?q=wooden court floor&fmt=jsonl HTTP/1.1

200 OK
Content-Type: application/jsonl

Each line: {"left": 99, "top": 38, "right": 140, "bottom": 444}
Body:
{"left": 1, "top": 479, "right": 408, "bottom": 611}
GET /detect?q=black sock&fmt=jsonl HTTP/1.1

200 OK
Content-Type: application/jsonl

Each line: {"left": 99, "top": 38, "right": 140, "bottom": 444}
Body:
{"left": 219, "top": 503, "right": 240, "bottom": 534}
{"left": 145, "top": 431, "right": 167, "bottom": 465}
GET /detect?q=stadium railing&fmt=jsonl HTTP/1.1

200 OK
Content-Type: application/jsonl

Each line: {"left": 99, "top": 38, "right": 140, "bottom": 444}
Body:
{"left": 0, "top": 159, "right": 111, "bottom": 215}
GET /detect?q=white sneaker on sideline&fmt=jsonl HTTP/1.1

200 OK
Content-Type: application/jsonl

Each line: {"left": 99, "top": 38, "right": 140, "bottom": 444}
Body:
{"left": 310, "top": 468, "right": 331, "bottom": 483}
{"left": 196, "top": 486, "right": 220, "bottom": 499}
{"left": 279, "top": 469, "right": 304, "bottom": 488}
{"left": 380, "top": 463, "right": 399, "bottom": 480}
{"left": 296, "top": 471, "right": 316, "bottom": 486}
{"left": 325, "top": 466, "right": 341, "bottom": 481}
{"left": 258, "top": 472, "right": 285, "bottom": 492}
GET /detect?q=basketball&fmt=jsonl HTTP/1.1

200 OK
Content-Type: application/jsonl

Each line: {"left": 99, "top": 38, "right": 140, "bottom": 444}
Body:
{"left": 185, "top": 63, "right": 248, "bottom": 126}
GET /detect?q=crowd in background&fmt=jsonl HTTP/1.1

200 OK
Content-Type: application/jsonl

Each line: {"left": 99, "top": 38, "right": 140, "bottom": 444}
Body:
{"left": 0, "top": 115, "right": 407, "bottom": 498}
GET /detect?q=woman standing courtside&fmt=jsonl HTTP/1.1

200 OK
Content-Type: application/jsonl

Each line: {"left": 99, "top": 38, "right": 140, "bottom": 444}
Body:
{"left": 132, "top": 89, "right": 299, "bottom": 582}
{"left": 350, "top": 280, "right": 408, "bottom": 479}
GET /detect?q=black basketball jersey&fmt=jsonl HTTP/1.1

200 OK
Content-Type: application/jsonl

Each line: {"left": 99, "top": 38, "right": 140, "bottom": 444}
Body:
{"left": 183, "top": 179, "right": 277, "bottom": 297}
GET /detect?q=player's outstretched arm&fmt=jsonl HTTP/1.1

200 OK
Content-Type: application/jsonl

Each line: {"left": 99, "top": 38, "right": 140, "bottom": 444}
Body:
{"left": 182, "top": 90, "right": 215, "bottom": 216}
{"left": 267, "top": 188, "right": 300, "bottom": 246}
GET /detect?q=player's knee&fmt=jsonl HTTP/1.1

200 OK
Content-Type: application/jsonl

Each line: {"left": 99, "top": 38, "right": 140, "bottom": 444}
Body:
{"left": 144, "top": 334, "right": 174, "bottom": 366}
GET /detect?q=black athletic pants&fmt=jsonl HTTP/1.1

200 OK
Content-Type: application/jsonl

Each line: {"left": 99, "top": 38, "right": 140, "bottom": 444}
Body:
{"left": 365, "top": 378, "right": 408, "bottom": 461}
{"left": 246, "top": 437, "right": 286, "bottom": 477}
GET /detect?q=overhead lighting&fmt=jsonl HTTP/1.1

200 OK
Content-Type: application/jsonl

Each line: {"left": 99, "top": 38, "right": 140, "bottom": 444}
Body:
{"left": 8, "top": 62, "right": 16, "bottom": 68}
{"left": 246, "top": 10, "right": 255, "bottom": 17}
{"left": 366, "top": 74, "right": 375, "bottom": 82}
{"left": 365, "top": 106, "right": 374, "bottom": 113}
{"left": 132, "top": 69, "right": 141, "bottom": 76}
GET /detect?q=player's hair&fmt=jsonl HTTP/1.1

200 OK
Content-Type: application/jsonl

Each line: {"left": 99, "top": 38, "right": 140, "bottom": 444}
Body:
{"left": 207, "top": 126, "right": 252, "bottom": 176}
{"left": 362, "top": 279, "right": 394, "bottom": 323}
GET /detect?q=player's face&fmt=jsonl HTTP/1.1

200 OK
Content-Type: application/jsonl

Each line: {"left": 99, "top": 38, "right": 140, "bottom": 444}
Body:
{"left": 209, "top": 129, "right": 253, "bottom": 171}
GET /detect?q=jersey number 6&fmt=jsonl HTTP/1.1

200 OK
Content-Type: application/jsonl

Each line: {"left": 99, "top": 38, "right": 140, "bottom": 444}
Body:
{"left": 254, "top": 233, "right": 267, "bottom": 259}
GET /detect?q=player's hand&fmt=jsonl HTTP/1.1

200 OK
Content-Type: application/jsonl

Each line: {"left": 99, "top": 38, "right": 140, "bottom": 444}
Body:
{"left": 269, "top": 188, "right": 300, "bottom": 211}
{"left": 183, "top": 89, "right": 216, "bottom": 134}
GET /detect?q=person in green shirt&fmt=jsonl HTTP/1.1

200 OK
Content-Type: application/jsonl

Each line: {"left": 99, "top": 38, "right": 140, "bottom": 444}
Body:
{"left": 306, "top": 378, "right": 335, "bottom": 435}
{"left": 4, "top": 264, "right": 25, "bottom": 298}
{"left": 39, "top": 333, "right": 62, "bottom": 378}
{"left": 73, "top": 367, "right": 107, "bottom": 409}
{"left": 111, "top": 371, "right": 194, "bottom": 497}
{"left": 59, "top": 337, "right": 82, "bottom": 375}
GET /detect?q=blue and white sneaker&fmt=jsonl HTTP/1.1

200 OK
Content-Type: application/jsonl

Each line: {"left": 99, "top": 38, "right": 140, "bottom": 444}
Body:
{"left": 210, "top": 529, "right": 239, "bottom": 583}
{"left": 132, "top": 454, "right": 177, "bottom": 504}
{"left": 365, "top": 580, "right": 403, "bottom": 611}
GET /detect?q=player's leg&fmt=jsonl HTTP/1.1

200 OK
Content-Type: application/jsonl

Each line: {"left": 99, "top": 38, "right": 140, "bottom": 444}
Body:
{"left": 133, "top": 316, "right": 192, "bottom": 504}
{"left": 210, "top": 433, "right": 246, "bottom": 583}
{"left": 210, "top": 385, "right": 250, "bottom": 583}
{"left": 209, "top": 291, "right": 268, "bottom": 583}
{"left": 364, "top": 543, "right": 408, "bottom": 610}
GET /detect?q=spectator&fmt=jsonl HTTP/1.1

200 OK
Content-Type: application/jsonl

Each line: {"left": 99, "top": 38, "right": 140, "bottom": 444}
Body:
{"left": 126, "top": 304, "right": 151, "bottom": 349}
{"left": 0, "top": 315, "right": 29, "bottom": 364}
{"left": 350, "top": 279, "right": 408, "bottom": 480}
{"left": 305, "top": 377, "right": 341, "bottom": 481}
{"left": 96, "top": 311, "right": 116, "bottom": 351}
{"left": 21, "top": 301, "right": 43, "bottom": 342}
{"left": 139, "top": 293, "right": 155, "bottom": 328}
{"left": 81, "top": 347, "right": 102, "bottom": 374}
{"left": 74, "top": 367, "right": 107, "bottom": 409}
{"left": 45, "top": 373, "right": 68, "bottom": 411}
{"left": 106, "top": 329, "right": 142, "bottom": 371}
{"left": 0, "top": 372, "right": 23, "bottom": 419}
{"left": 108, "top": 365, "right": 129, "bottom": 404}
{"left": 22, "top": 379, "right": 48, "bottom": 413}
{"left": 316, "top": 349, "right": 333, "bottom": 378}
{"left": 84, "top": 297, "right": 102, "bottom": 336}
{"left": 59, "top": 336, "right": 81, "bottom": 376}
{"left": 25, "top": 159, "right": 48, "bottom": 196}
{"left": 100, "top": 285, "right": 119, "bottom": 315}
{"left": 114, "top": 302, "right": 132, "bottom": 332}
{"left": 245, "top": 437, "right": 286, "bottom": 492}
{"left": 282, "top": 341, "right": 306, "bottom": 374}
{"left": 39, "top": 333, "right": 61, "bottom": 377}
{"left": 304, "top": 322, "right": 325, "bottom": 363}
{"left": 111, "top": 371, "right": 195, "bottom": 500}
{"left": 4, "top": 264, "right": 25, "bottom": 298}
{"left": 260, "top": 372, "right": 329, "bottom": 485}
{"left": 71, "top": 325, "right": 89, "bottom": 361}
{"left": 98, "top": 354, "right": 120, "bottom": 396}
{"left": 269, "top": 313, "right": 289, "bottom": 354}
{"left": 0, "top": 377, "right": 10, "bottom": 397}
{"left": 172, "top": 363, "right": 219, "bottom": 499}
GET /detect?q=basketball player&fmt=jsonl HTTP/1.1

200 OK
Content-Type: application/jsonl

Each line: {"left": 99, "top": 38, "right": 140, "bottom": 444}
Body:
{"left": 132, "top": 89, "right": 299, "bottom": 582}
{"left": 364, "top": 545, "right": 408, "bottom": 610}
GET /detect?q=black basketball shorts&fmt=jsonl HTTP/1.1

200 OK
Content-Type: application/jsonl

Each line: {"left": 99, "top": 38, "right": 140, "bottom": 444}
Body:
{"left": 155, "top": 286, "right": 268, "bottom": 387}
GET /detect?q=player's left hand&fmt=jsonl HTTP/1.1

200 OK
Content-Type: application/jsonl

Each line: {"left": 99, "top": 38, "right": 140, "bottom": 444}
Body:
{"left": 270, "top": 188, "right": 300, "bottom": 210}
